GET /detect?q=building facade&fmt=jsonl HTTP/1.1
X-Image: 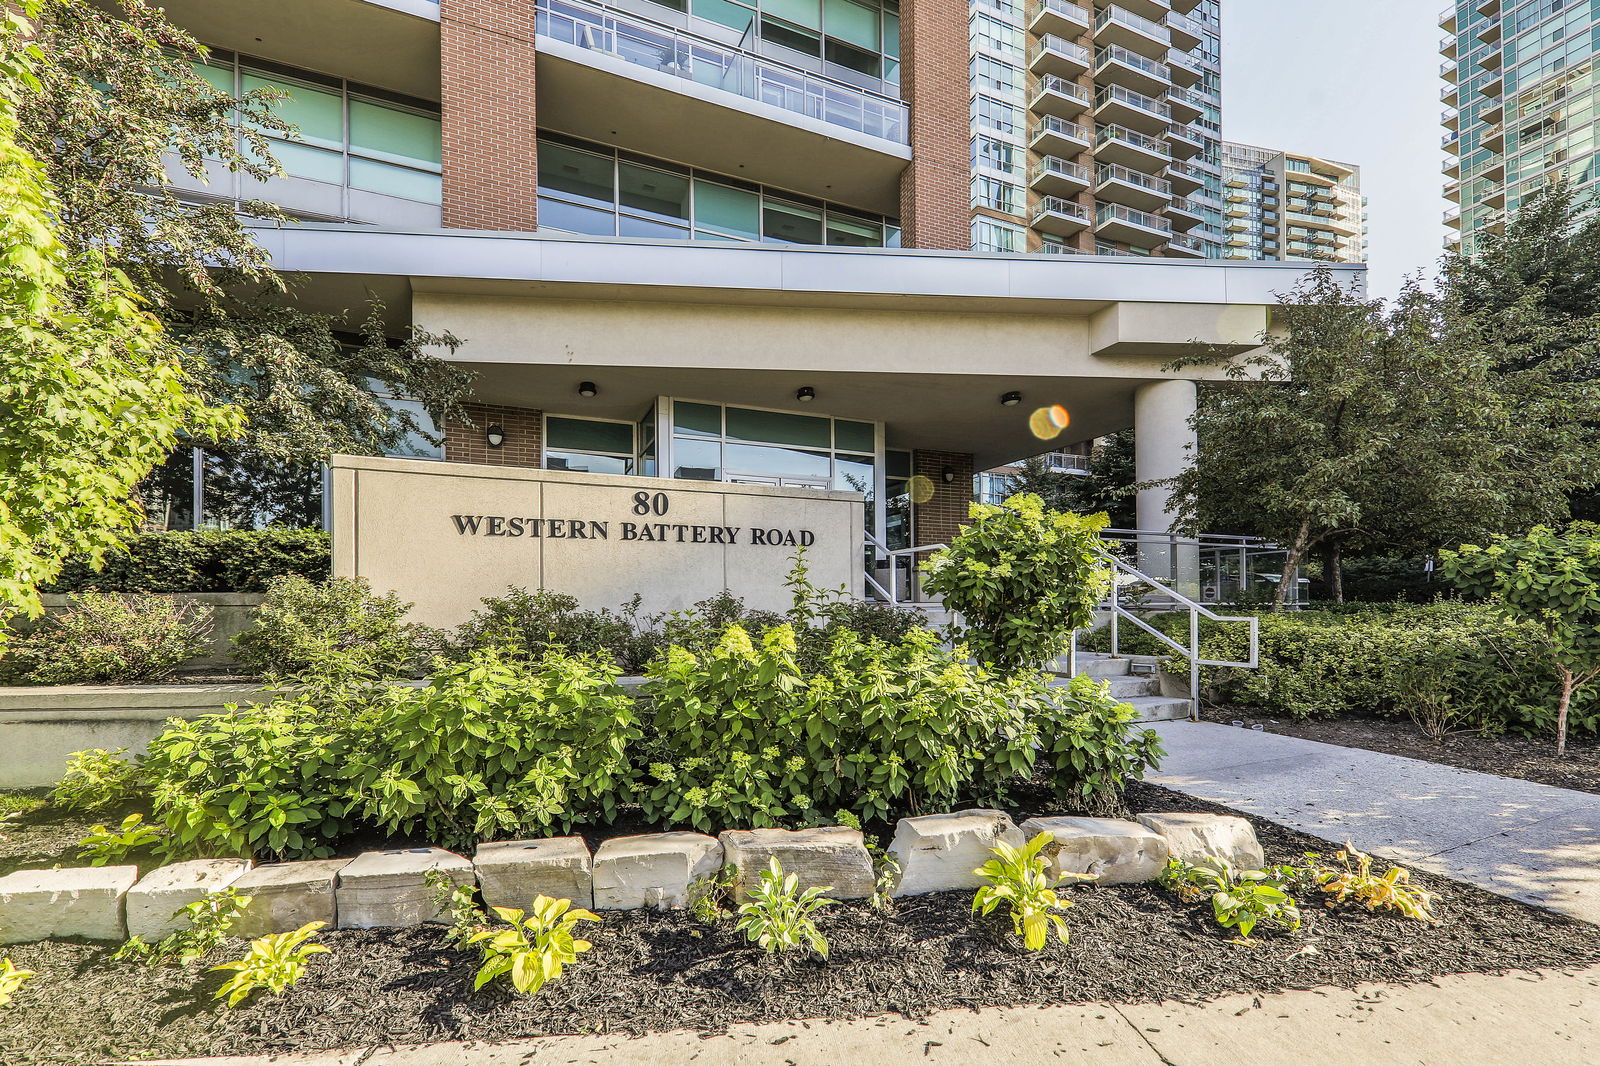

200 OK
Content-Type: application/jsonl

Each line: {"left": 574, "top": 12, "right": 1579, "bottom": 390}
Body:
{"left": 967, "top": 0, "right": 1225, "bottom": 258}
{"left": 1439, "top": 0, "right": 1600, "bottom": 255}
{"left": 148, "top": 0, "right": 1361, "bottom": 613}
{"left": 1220, "top": 142, "right": 1366, "bottom": 262}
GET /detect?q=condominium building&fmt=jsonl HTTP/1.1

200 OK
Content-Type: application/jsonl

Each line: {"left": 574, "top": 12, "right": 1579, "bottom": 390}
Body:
{"left": 1220, "top": 142, "right": 1366, "bottom": 262}
{"left": 1439, "top": 0, "right": 1599, "bottom": 254}
{"left": 143, "top": 0, "right": 1358, "bottom": 615}
{"left": 967, "top": 0, "right": 1225, "bottom": 258}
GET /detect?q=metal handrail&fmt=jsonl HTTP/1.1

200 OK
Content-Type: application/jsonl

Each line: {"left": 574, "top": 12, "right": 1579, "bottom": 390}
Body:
{"left": 864, "top": 529, "right": 948, "bottom": 605}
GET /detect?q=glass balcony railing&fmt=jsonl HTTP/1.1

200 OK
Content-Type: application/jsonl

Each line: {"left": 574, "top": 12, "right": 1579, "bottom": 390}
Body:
{"left": 1031, "top": 74, "right": 1091, "bottom": 104}
{"left": 1166, "top": 232, "right": 1206, "bottom": 253}
{"left": 1033, "top": 156, "right": 1092, "bottom": 184}
{"left": 1095, "top": 4, "right": 1170, "bottom": 42}
{"left": 1096, "top": 202, "right": 1173, "bottom": 234}
{"left": 1095, "top": 44, "right": 1170, "bottom": 82}
{"left": 1096, "top": 123, "right": 1168, "bottom": 155}
{"left": 1097, "top": 163, "right": 1171, "bottom": 195}
{"left": 1097, "top": 84, "right": 1172, "bottom": 120}
{"left": 536, "top": 0, "right": 908, "bottom": 145}
{"left": 1032, "top": 114, "right": 1090, "bottom": 144}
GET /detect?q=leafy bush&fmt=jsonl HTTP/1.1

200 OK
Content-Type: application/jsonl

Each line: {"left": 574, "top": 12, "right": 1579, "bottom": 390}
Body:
{"left": 45, "top": 529, "right": 330, "bottom": 593}
{"left": 735, "top": 857, "right": 833, "bottom": 958}
{"left": 77, "top": 813, "right": 164, "bottom": 866}
{"left": 50, "top": 748, "right": 144, "bottom": 811}
{"left": 233, "top": 575, "right": 438, "bottom": 681}
{"left": 467, "top": 897, "right": 599, "bottom": 995}
{"left": 210, "top": 922, "right": 330, "bottom": 1008}
{"left": 3, "top": 593, "right": 212, "bottom": 683}
{"left": 1081, "top": 601, "right": 1589, "bottom": 736}
{"left": 971, "top": 832, "right": 1075, "bottom": 951}
{"left": 922, "top": 494, "right": 1111, "bottom": 673}
{"left": 453, "top": 587, "right": 656, "bottom": 673}
{"left": 113, "top": 887, "right": 252, "bottom": 968}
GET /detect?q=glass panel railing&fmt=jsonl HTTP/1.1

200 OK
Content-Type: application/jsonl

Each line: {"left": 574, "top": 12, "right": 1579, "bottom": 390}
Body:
{"left": 1033, "top": 195, "right": 1090, "bottom": 223}
{"left": 1031, "top": 74, "right": 1091, "bottom": 104}
{"left": 1096, "top": 122, "right": 1168, "bottom": 155}
{"left": 1033, "top": 156, "right": 1092, "bottom": 184}
{"left": 1031, "top": 0, "right": 1091, "bottom": 26}
{"left": 1097, "top": 163, "right": 1171, "bottom": 195}
{"left": 536, "top": 0, "right": 908, "bottom": 145}
{"left": 1031, "top": 114, "right": 1089, "bottom": 143}
{"left": 1095, "top": 44, "right": 1170, "bottom": 82}
{"left": 1167, "top": 232, "right": 1205, "bottom": 253}
{"left": 1096, "top": 202, "right": 1173, "bottom": 233}
{"left": 1096, "top": 84, "right": 1172, "bottom": 120}
{"left": 1032, "top": 34, "right": 1092, "bottom": 64}
{"left": 1094, "top": 4, "right": 1170, "bottom": 42}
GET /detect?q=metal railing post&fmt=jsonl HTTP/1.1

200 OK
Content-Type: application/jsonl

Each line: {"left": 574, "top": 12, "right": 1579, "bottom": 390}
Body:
{"left": 1189, "top": 608, "right": 1200, "bottom": 722}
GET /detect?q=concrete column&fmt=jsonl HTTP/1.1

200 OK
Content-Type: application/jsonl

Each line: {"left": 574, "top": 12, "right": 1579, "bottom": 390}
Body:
{"left": 1133, "top": 379, "right": 1199, "bottom": 597}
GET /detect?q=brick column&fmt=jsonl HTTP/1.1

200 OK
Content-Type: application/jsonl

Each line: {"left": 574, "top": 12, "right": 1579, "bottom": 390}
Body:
{"left": 440, "top": 0, "right": 540, "bottom": 231}
{"left": 444, "top": 402, "right": 544, "bottom": 467}
{"left": 897, "top": 0, "right": 970, "bottom": 249}
{"left": 911, "top": 449, "right": 975, "bottom": 547}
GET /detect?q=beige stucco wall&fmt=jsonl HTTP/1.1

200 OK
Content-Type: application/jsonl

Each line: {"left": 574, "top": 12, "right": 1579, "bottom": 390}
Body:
{"left": 331, "top": 456, "right": 864, "bottom": 629}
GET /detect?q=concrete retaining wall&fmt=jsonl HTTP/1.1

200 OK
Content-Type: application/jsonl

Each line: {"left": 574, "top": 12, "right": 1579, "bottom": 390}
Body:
{"left": 0, "top": 683, "right": 270, "bottom": 788}
{"left": 30, "top": 593, "right": 265, "bottom": 670}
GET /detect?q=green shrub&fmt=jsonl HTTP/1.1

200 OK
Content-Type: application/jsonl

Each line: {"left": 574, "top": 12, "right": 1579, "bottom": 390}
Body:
{"left": 234, "top": 575, "right": 438, "bottom": 681}
{"left": 922, "top": 494, "right": 1111, "bottom": 674}
{"left": 3, "top": 593, "right": 212, "bottom": 683}
{"left": 44, "top": 529, "right": 330, "bottom": 593}
{"left": 1082, "top": 601, "right": 1588, "bottom": 735}
{"left": 50, "top": 748, "right": 145, "bottom": 811}
{"left": 350, "top": 648, "right": 639, "bottom": 849}
{"left": 453, "top": 587, "right": 656, "bottom": 673}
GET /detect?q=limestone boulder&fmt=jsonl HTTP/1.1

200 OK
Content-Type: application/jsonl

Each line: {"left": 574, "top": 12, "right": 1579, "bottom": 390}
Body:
{"left": 1136, "top": 812, "right": 1265, "bottom": 872}
{"left": 335, "top": 847, "right": 474, "bottom": 929}
{"left": 0, "top": 865, "right": 138, "bottom": 944}
{"left": 1019, "top": 816, "right": 1169, "bottom": 885}
{"left": 720, "top": 827, "right": 875, "bottom": 900}
{"left": 231, "top": 859, "right": 351, "bottom": 939}
{"left": 126, "top": 858, "right": 253, "bottom": 941}
{"left": 592, "top": 832, "right": 722, "bottom": 910}
{"left": 475, "top": 837, "right": 593, "bottom": 911}
{"left": 886, "top": 810, "right": 1025, "bottom": 897}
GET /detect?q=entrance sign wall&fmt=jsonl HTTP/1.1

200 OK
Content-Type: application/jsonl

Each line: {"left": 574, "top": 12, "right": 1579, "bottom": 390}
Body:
{"left": 330, "top": 456, "right": 865, "bottom": 628}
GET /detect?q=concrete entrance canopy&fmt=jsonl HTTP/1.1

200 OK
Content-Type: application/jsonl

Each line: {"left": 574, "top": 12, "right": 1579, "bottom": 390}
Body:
{"left": 251, "top": 225, "right": 1365, "bottom": 472}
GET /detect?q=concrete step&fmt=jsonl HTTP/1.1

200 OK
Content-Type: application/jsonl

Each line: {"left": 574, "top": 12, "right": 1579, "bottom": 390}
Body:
{"left": 1064, "top": 653, "right": 1132, "bottom": 678}
{"left": 1124, "top": 695, "right": 1192, "bottom": 722}
{"left": 1048, "top": 673, "right": 1161, "bottom": 699}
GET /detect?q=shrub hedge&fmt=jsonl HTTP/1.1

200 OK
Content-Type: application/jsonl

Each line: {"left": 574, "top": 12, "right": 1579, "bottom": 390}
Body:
{"left": 1082, "top": 601, "right": 1594, "bottom": 736}
{"left": 43, "top": 529, "right": 330, "bottom": 593}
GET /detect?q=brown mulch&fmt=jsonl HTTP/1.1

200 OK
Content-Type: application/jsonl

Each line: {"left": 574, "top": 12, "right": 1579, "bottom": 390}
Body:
{"left": 4, "top": 781, "right": 1598, "bottom": 1065}
{"left": 1199, "top": 709, "right": 1600, "bottom": 795}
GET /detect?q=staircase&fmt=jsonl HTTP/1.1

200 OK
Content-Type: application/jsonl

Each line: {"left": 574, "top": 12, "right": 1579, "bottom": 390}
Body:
{"left": 1054, "top": 652, "right": 1192, "bottom": 723}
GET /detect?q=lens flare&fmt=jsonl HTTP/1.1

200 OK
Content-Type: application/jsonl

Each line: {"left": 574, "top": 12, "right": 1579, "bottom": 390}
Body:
{"left": 1028, "top": 405, "right": 1071, "bottom": 440}
{"left": 908, "top": 474, "right": 935, "bottom": 504}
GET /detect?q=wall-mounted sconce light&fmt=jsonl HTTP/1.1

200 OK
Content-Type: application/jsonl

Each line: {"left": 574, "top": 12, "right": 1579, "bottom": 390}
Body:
{"left": 1000, "top": 391, "right": 1023, "bottom": 407}
{"left": 796, "top": 386, "right": 816, "bottom": 402}
{"left": 578, "top": 381, "right": 598, "bottom": 398}
{"left": 941, "top": 465, "right": 956, "bottom": 484}
{"left": 486, "top": 424, "right": 505, "bottom": 448}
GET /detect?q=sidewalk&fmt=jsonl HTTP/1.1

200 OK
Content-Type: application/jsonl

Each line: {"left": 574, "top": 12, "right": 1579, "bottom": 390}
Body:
{"left": 141, "top": 964, "right": 1600, "bottom": 1066}
{"left": 1146, "top": 721, "right": 1600, "bottom": 925}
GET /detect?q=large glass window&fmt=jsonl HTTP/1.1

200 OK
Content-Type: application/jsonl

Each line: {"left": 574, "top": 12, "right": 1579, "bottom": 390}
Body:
{"left": 546, "top": 416, "right": 636, "bottom": 475}
{"left": 667, "top": 400, "right": 877, "bottom": 491}
{"left": 536, "top": 133, "right": 897, "bottom": 246}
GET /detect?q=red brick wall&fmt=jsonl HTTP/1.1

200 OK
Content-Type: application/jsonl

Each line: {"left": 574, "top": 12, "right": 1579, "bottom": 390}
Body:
{"left": 444, "top": 402, "right": 543, "bottom": 467}
{"left": 898, "top": 0, "right": 971, "bottom": 249}
{"left": 440, "top": 0, "right": 540, "bottom": 231}
{"left": 911, "top": 449, "right": 975, "bottom": 547}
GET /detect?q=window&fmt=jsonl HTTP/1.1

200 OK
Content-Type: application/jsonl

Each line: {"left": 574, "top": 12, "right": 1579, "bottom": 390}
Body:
{"left": 545, "top": 416, "right": 636, "bottom": 476}
{"left": 972, "top": 217, "right": 1026, "bottom": 252}
{"left": 667, "top": 400, "right": 877, "bottom": 492}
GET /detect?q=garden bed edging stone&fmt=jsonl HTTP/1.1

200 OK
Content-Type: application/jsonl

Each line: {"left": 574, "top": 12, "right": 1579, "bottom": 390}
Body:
{"left": 335, "top": 848, "right": 474, "bottom": 929}
{"left": 475, "top": 838, "right": 594, "bottom": 912}
{"left": 126, "top": 858, "right": 254, "bottom": 941}
{"left": 592, "top": 833, "right": 723, "bottom": 911}
{"left": 0, "top": 865, "right": 137, "bottom": 944}
{"left": 886, "top": 809, "right": 1025, "bottom": 897}
{"left": 719, "top": 827, "right": 875, "bottom": 900}
{"left": 231, "top": 859, "right": 352, "bottom": 939}
{"left": 1020, "top": 815, "right": 1170, "bottom": 885}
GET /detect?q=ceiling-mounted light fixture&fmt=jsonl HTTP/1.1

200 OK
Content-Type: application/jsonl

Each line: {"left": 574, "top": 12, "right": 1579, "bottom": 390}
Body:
{"left": 1000, "top": 391, "right": 1023, "bottom": 407}
{"left": 578, "top": 381, "right": 598, "bottom": 398}
{"left": 796, "top": 386, "right": 816, "bottom": 402}
{"left": 486, "top": 424, "right": 505, "bottom": 448}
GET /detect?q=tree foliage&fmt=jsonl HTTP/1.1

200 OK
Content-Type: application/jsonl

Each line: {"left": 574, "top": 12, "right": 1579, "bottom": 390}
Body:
{"left": 1007, "top": 431, "right": 1136, "bottom": 528}
{"left": 1166, "top": 269, "right": 1600, "bottom": 607}
{"left": 0, "top": 4, "right": 237, "bottom": 625}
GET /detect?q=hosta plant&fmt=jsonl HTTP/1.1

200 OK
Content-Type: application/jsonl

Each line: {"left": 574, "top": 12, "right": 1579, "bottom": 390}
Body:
{"left": 77, "top": 812, "right": 164, "bottom": 866}
{"left": 734, "top": 857, "right": 834, "bottom": 959}
{"left": 1306, "top": 844, "right": 1439, "bottom": 923}
{"left": 210, "top": 921, "right": 331, "bottom": 1008}
{"left": 0, "top": 958, "right": 36, "bottom": 1007}
{"left": 467, "top": 896, "right": 600, "bottom": 995}
{"left": 971, "top": 831, "right": 1076, "bottom": 951}
{"left": 1159, "top": 858, "right": 1303, "bottom": 940}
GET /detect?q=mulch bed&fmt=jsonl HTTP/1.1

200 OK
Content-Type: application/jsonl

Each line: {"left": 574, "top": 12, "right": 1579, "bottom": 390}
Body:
{"left": 1199, "top": 708, "right": 1600, "bottom": 796}
{"left": 4, "top": 781, "right": 1599, "bottom": 1065}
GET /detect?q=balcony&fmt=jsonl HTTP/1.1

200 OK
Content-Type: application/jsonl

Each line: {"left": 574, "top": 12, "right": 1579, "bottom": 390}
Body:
{"left": 1030, "top": 114, "right": 1091, "bottom": 157}
{"left": 1031, "top": 155, "right": 1092, "bottom": 196}
{"left": 1165, "top": 232, "right": 1208, "bottom": 258}
{"left": 1478, "top": 19, "right": 1501, "bottom": 45}
{"left": 535, "top": 0, "right": 909, "bottom": 212}
{"left": 1440, "top": 33, "right": 1457, "bottom": 59}
{"left": 1441, "top": 82, "right": 1460, "bottom": 108}
{"left": 1165, "top": 161, "right": 1202, "bottom": 195}
{"left": 1442, "top": 107, "right": 1459, "bottom": 131}
{"left": 1030, "top": 34, "right": 1093, "bottom": 79}
{"left": 1171, "top": 0, "right": 1201, "bottom": 13}
{"left": 1029, "top": 74, "right": 1092, "bottom": 118}
{"left": 1031, "top": 195, "right": 1092, "bottom": 237}
{"left": 1168, "top": 13, "right": 1204, "bottom": 52}
{"left": 1094, "top": 44, "right": 1171, "bottom": 97}
{"left": 1094, "top": 5, "right": 1171, "bottom": 57}
{"left": 1478, "top": 48, "right": 1502, "bottom": 72}
{"left": 1094, "top": 84, "right": 1171, "bottom": 134}
{"left": 1096, "top": 122, "right": 1170, "bottom": 170}
{"left": 1167, "top": 85, "right": 1204, "bottom": 123}
{"left": 1441, "top": 58, "right": 1458, "bottom": 82}
{"left": 1095, "top": 202, "right": 1173, "bottom": 244}
{"left": 1479, "top": 71, "right": 1503, "bottom": 97}
{"left": 1445, "top": 179, "right": 1462, "bottom": 203}
{"left": 1028, "top": 0, "right": 1091, "bottom": 39}
{"left": 1443, "top": 155, "right": 1461, "bottom": 178}
{"left": 1476, "top": 0, "right": 1499, "bottom": 16}
{"left": 1483, "top": 124, "right": 1505, "bottom": 152}
{"left": 1095, "top": 163, "right": 1172, "bottom": 212}
{"left": 1165, "top": 196, "right": 1203, "bottom": 230}
{"left": 1440, "top": 3, "right": 1457, "bottom": 33}
{"left": 1165, "top": 123, "right": 1205, "bottom": 159}
{"left": 1167, "top": 49, "right": 1204, "bottom": 88}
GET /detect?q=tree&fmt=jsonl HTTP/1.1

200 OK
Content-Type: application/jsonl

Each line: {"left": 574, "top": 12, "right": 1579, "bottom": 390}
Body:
{"left": 19, "top": 0, "right": 471, "bottom": 514}
{"left": 1167, "top": 269, "right": 1600, "bottom": 608}
{"left": 1441, "top": 524, "right": 1600, "bottom": 756}
{"left": 921, "top": 494, "right": 1111, "bottom": 674}
{"left": 1008, "top": 431, "right": 1136, "bottom": 528}
{"left": 0, "top": 4, "right": 238, "bottom": 625}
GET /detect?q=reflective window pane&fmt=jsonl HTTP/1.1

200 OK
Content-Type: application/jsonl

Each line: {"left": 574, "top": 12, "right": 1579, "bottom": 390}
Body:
{"left": 546, "top": 416, "right": 634, "bottom": 454}
{"left": 380, "top": 398, "right": 443, "bottom": 460}
{"left": 546, "top": 451, "right": 635, "bottom": 475}
{"left": 826, "top": 213, "right": 883, "bottom": 246}
{"left": 673, "top": 436, "right": 722, "bottom": 479}
{"left": 272, "top": 140, "right": 344, "bottom": 183}
{"left": 620, "top": 162, "right": 691, "bottom": 222}
{"left": 835, "top": 420, "right": 875, "bottom": 452}
{"left": 693, "top": 0, "right": 756, "bottom": 34}
{"left": 674, "top": 401, "right": 722, "bottom": 437}
{"left": 726, "top": 405, "right": 830, "bottom": 447}
{"left": 766, "top": 0, "right": 821, "bottom": 31}
{"left": 349, "top": 99, "right": 441, "bottom": 168}
{"left": 538, "top": 142, "right": 614, "bottom": 207}
{"left": 693, "top": 180, "right": 761, "bottom": 239}
{"left": 834, "top": 453, "right": 874, "bottom": 496}
{"left": 763, "top": 198, "right": 824, "bottom": 244}
{"left": 825, "top": 0, "right": 880, "bottom": 48}
{"left": 619, "top": 214, "right": 691, "bottom": 239}
{"left": 538, "top": 196, "right": 617, "bottom": 235}
{"left": 350, "top": 157, "right": 441, "bottom": 202}
{"left": 725, "top": 442, "right": 832, "bottom": 479}
{"left": 244, "top": 74, "right": 343, "bottom": 149}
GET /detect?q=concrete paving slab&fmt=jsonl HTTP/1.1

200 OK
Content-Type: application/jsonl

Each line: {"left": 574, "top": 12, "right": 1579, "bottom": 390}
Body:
{"left": 1147, "top": 721, "right": 1600, "bottom": 924}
